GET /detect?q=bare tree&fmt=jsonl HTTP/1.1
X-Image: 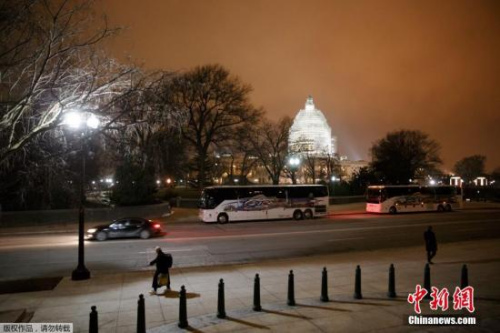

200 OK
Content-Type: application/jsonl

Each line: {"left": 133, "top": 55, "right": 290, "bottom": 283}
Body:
{"left": 109, "top": 71, "right": 186, "bottom": 174}
{"left": 0, "top": 0, "right": 136, "bottom": 164}
{"left": 320, "top": 152, "right": 341, "bottom": 182}
{"left": 370, "top": 130, "right": 442, "bottom": 184}
{"left": 453, "top": 155, "right": 486, "bottom": 184}
{"left": 301, "top": 153, "right": 319, "bottom": 184}
{"left": 219, "top": 122, "right": 261, "bottom": 184}
{"left": 169, "top": 64, "right": 262, "bottom": 185}
{"left": 248, "top": 117, "right": 292, "bottom": 185}
{"left": 213, "top": 118, "right": 263, "bottom": 184}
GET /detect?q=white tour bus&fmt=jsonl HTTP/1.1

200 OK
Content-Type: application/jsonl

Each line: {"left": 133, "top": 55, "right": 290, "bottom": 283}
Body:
{"left": 366, "top": 185, "right": 462, "bottom": 214}
{"left": 199, "top": 185, "right": 329, "bottom": 223}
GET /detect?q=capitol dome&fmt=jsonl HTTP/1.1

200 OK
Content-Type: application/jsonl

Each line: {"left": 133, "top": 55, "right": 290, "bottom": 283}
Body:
{"left": 288, "top": 96, "right": 336, "bottom": 156}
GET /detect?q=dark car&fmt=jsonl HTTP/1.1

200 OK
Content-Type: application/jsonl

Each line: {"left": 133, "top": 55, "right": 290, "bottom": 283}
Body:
{"left": 86, "top": 217, "right": 163, "bottom": 241}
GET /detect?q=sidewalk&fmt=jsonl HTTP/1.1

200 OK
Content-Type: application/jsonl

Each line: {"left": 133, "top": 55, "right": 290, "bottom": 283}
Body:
{"left": 0, "top": 238, "right": 498, "bottom": 332}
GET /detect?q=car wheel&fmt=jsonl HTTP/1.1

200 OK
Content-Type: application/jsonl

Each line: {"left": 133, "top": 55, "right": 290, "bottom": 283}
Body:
{"left": 217, "top": 213, "right": 229, "bottom": 224}
{"left": 293, "top": 210, "right": 304, "bottom": 220}
{"left": 445, "top": 204, "right": 452, "bottom": 212}
{"left": 140, "top": 230, "right": 151, "bottom": 239}
{"left": 96, "top": 231, "right": 107, "bottom": 241}
{"left": 304, "top": 209, "right": 313, "bottom": 219}
{"left": 437, "top": 205, "right": 444, "bottom": 212}
{"left": 389, "top": 206, "right": 397, "bottom": 214}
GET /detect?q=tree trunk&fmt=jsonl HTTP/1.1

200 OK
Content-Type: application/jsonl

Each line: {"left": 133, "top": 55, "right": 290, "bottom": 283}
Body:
{"left": 198, "top": 154, "right": 206, "bottom": 187}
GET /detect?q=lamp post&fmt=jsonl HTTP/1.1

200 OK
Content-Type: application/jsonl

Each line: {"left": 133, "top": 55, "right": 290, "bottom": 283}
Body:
{"left": 288, "top": 156, "right": 300, "bottom": 184}
{"left": 64, "top": 111, "right": 99, "bottom": 281}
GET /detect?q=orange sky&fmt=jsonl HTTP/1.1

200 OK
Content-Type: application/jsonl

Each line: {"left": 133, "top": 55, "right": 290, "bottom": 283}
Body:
{"left": 100, "top": 0, "right": 500, "bottom": 171}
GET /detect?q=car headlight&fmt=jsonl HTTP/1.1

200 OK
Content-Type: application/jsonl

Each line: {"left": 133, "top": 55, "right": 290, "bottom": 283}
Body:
{"left": 87, "top": 228, "right": 97, "bottom": 233}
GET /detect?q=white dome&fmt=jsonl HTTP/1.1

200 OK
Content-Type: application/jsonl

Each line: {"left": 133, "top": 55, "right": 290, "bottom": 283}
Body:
{"left": 289, "top": 96, "right": 336, "bottom": 156}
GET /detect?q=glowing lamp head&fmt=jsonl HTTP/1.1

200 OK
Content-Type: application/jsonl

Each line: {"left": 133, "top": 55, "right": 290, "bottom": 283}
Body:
{"left": 63, "top": 112, "right": 82, "bottom": 129}
{"left": 289, "top": 157, "right": 300, "bottom": 166}
{"left": 86, "top": 114, "right": 100, "bottom": 129}
{"left": 63, "top": 111, "right": 99, "bottom": 130}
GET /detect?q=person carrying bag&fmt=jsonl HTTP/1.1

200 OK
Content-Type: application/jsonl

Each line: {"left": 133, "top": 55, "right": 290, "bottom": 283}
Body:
{"left": 149, "top": 247, "right": 173, "bottom": 294}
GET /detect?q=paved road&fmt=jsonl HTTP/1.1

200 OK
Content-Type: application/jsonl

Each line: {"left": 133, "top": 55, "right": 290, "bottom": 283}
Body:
{"left": 1, "top": 209, "right": 499, "bottom": 281}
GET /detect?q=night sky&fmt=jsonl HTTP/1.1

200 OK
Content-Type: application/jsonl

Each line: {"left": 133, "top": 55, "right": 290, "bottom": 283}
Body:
{"left": 100, "top": 0, "right": 500, "bottom": 171}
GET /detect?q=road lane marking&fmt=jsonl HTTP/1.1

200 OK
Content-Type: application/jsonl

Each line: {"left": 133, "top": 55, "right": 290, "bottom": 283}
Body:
{"left": 327, "top": 237, "right": 365, "bottom": 242}
{"left": 138, "top": 248, "right": 196, "bottom": 254}
{"left": 165, "top": 218, "right": 500, "bottom": 242}
{"left": 456, "top": 228, "right": 491, "bottom": 232}
{"left": 0, "top": 241, "right": 79, "bottom": 250}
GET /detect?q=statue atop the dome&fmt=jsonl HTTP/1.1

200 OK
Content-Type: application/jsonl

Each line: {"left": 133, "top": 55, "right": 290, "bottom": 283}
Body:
{"left": 305, "top": 95, "right": 315, "bottom": 111}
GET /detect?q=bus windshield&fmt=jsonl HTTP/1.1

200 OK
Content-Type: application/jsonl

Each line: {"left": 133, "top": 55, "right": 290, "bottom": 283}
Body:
{"left": 200, "top": 188, "right": 236, "bottom": 209}
{"left": 366, "top": 188, "right": 383, "bottom": 203}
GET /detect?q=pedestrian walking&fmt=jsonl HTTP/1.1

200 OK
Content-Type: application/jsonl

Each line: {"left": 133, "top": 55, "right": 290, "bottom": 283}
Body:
{"left": 424, "top": 226, "right": 437, "bottom": 264}
{"left": 149, "top": 247, "right": 173, "bottom": 294}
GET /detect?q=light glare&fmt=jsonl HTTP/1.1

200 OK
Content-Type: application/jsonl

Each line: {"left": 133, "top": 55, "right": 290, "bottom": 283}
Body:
{"left": 86, "top": 114, "right": 100, "bottom": 129}
{"left": 64, "top": 112, "right": 82, "bottom": 129}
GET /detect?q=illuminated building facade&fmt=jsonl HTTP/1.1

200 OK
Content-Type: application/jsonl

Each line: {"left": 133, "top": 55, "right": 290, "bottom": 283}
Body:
{"left": 288, "top": 96, "right": 337, "bottom": 156}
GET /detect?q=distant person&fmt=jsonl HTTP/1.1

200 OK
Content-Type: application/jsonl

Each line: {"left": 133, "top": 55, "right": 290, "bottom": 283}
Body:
{"left": 149, "top": 247, "right": 172, "bottom": 294}
{"left": 424, "top": 226, "right": 437, "bottom": 264}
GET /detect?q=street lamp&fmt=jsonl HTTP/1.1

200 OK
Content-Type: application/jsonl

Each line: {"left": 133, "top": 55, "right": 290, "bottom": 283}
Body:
{"left": 64, "top": 111, "right": 100, "bottom": 281}
{"left": 288, "top": 156, "right": 300, "bottom": 184}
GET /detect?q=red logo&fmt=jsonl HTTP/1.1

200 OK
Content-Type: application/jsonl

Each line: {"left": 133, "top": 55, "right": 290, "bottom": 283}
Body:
{"left": 407, "top": 284, "right": 428, "bottom": 314}
{"left": 453, "top": 286, "right": 475, "bottom": 313}
{"left": 429, "top": 286, "right": 449, "bottom": 311}
{"left": 408, "top": 285, "right": 475, "bottom": 314}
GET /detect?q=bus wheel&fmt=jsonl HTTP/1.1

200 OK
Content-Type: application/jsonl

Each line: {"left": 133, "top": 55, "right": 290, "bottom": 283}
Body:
{"left": 437, "top": 205, "right": 445, "bottom": 212}
{"left": 293, "top": 210, "right": 304, "bottom": 220}
{"left": 389, "top": 206, "right": 397, "bottom": 214}
{"left": 445, "top": 204, "right": 452, "bottom": 212}
{"left": 217, "top": 213, "right": 229, "bottom": 224}
{"left": 304, "top": 209, "right": 313, "bottom": 219}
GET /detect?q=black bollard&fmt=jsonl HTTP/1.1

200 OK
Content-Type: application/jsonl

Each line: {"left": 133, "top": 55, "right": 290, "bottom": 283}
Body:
{"left": 217, "top": 279, "right": 226, "bottom": 319}
{"left": 320, "top": 267, "right": 329, "bottom": 302}
{"left": 89, "top": 306, "right": 98, "bottom": 333}
{"left": 137, "top": 294, "right": 145, "bottom": 333}
{"left": 461, "top": 264, "right": 469, "bottom": 289}
{"left": 388, "top": 264, "right": 396, "bottom": 298}
{"left": 178, "top": 285, "right": 189, "bottom": 328}
{"left": 253, "top": 274, "right": 262, "bottom": 311}
{"left": 354, "top": 265, "right": 362, "bottom": 299}
{"left": 287, "top": 270, "right": 296, "bottom": 306}
{"left": 424, "top": 263, "right": 431, "bottom": 300}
